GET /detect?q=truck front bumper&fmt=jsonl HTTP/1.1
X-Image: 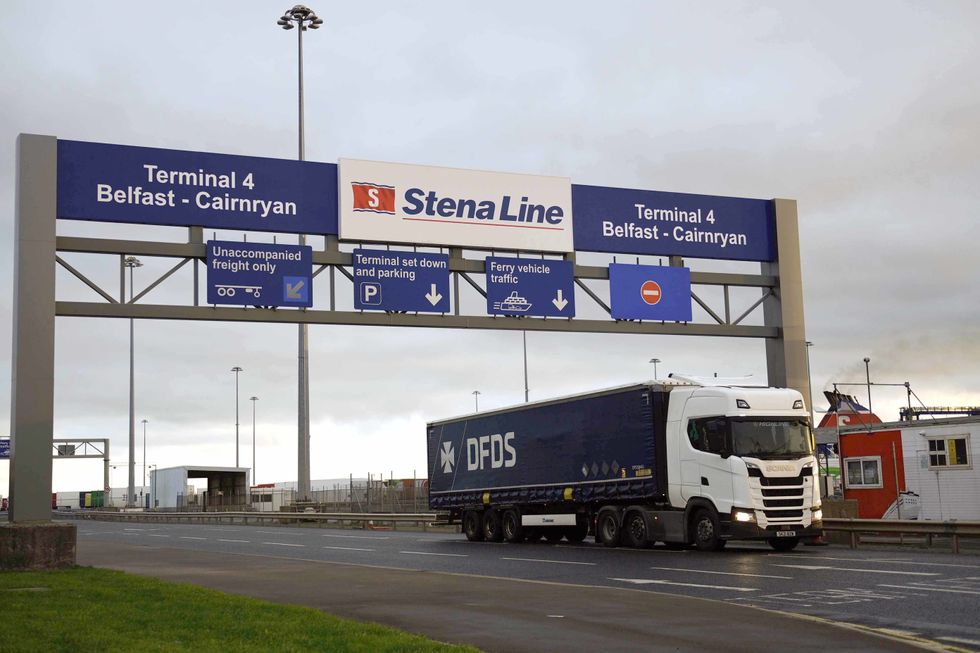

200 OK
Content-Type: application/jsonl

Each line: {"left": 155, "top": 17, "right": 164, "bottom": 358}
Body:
{"left": 722, "top": 519, "right": 823, "bottom": 541}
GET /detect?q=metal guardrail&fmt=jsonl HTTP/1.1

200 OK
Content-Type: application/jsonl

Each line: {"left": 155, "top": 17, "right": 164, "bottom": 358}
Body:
{"left": 823, "top": 518, "right": 980, "bottom": 553}
{"left": 69, "top": 510, "right": 444, "bottom": 532}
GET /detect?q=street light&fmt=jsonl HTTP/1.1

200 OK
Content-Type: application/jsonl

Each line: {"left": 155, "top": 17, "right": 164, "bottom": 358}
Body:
{"left": 804, "top": 342, "right": 815, "bottom": 426}
{"left": 231, "top": 366, "right": 243, "bottom": 467}
{"left": 124, "top": 255, "right": 142, "bottom": 507}
{"left": 141, "top": 418, "right": 148, "bottom": 506}
{"left": 250, "top": 396, "right": 258, "bottom": 485}
{"left": 863, "top": 357, "right": 873, "bottom": 429}
{"left": 649, "top": 358, "right": 662, "bottom": 380}
{"left": 278, "top": 4, "right": 322, "bottom": 503}
{"left": 148, "top": 464, "right": 157, "bottom": 510}
{"left": 472, "top": 390, "right": 481, "bottom": 412}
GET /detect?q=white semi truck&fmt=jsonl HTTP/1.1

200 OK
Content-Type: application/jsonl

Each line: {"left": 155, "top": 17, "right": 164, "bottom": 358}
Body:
{"left": 427, "top": 377, "right": 822, "bottom": 551}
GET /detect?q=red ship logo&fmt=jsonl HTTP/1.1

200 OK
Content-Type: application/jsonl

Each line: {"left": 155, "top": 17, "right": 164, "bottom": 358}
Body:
{"left": 351, "top": 182, "right": 395, "bottom": 214}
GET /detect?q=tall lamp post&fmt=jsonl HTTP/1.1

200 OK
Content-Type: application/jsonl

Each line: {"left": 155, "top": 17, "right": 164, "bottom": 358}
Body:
{"left": 472, "top": 390, "right": 481, "bottom": 413}
{"left": 141, "top": 419, "right": 148, "bottom": 505}
{"left": 278, "top": 4, "right": 322, "bottom": 503}
{"left": 649, "top": 358, "right": 661, "bottom": 380}
{"left": 863, "top": 357, "right": 873, "bottom": 428}
{"left": 148, "top": 464, "right": 157, "bottom": 510}
{"left": 250, "top": 396, "right": 258, "bottom": 485}
{"left": 231, "top": 366, "right": 243, "bottom": 467}
{"left": 804, "top": 342, "right": 815, "bottom": 426}
{"left": 124, "top": 255, "right": 142, "bottom": 507}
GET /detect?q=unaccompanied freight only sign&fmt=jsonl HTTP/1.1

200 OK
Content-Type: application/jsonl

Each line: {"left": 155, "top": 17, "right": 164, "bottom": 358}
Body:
{"left": 57, "top": 140, "right": 338, "bottom": 234}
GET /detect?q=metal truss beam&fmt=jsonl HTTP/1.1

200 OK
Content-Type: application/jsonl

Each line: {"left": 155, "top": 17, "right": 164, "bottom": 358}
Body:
{"left": 56, "top": 301, "right": 776, "bottom": 338}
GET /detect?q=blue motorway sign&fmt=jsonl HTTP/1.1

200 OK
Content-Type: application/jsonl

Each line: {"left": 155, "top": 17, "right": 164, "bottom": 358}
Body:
{"left": 572, "top": 184, "right": 775, "bottom": 262}
{"left": 207, "top": 241, "right": 312, "bottom": 307}
{"left": 609, "top": 263, "right": 692, "bottom": 321}
{"left": 485, "top": 257, "right": 575, "bottom": 318}
{"left": 352, "top": 249, "right": 450, "bottom": 313}
{"left": 0, "top": 438, "right": 8, "bottom": 459}
{"left": 57, "top": 140, "right": 338, "bottom": 235}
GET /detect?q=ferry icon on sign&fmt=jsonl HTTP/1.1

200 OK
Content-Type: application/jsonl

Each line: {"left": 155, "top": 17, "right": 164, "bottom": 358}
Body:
{"left": 493, "top": 291, "right": 533, "bottom": 313}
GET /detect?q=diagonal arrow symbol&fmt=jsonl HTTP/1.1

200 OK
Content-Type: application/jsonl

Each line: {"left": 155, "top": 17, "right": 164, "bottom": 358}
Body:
{"left": 552, "top": 289, "right": 568, "bottom": 311}
{"left": 425, "top": 283, "right": 442, "bottom": 306}
{"left": 286, "top": 280, "right": 306, "bottom": 299}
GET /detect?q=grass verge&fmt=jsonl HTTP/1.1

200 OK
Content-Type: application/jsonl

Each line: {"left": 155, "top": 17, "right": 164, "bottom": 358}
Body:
{"left": 0, "top": 567, "right": 480, "bottom": 652}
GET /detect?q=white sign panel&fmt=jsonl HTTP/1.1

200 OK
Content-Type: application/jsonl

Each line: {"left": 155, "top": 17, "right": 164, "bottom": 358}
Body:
{"left": 339, "top": 159, "right": 574, "bottom": 252}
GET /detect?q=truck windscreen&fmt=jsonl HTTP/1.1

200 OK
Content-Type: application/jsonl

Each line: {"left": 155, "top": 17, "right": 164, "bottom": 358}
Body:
{"left": 730, "top": 419, "right": 813, "bottom": 458}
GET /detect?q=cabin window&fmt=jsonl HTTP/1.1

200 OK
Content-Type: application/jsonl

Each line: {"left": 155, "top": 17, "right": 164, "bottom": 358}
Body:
{"left": 928, "top": 436, "right": 970, "bottom": 469}
{"left": 844, "top": 456, "right": 883, "bottom": 489}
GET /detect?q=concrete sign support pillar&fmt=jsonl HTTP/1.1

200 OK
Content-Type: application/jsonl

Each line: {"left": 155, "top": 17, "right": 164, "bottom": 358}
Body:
{"left": 762, "top": 199, "right": 811, "bottom": 407}
{"left": 10, "top": 134, "right": 57, "bottom": 523}
{"left": 5, "top": 133, "right": 75, "bottom": 567}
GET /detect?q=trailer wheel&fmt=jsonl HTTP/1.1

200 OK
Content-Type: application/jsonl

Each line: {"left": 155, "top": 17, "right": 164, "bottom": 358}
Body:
{"left": 597, "top": 511, "right": 621, "bottom": 548}
{"left": 691, "top": 508, "right": 725, "bottom": 552}
{"left": 482, "top": 509, "right": 504, "bottom": 542}
{"left": 502, "top": 510, "right": 524, "bottom": 543}
{"left": 462, "top": 510, "right": 484, "bottom": 542}
{"left": 768, "top": 536, "right": 800, "bottom": 552}
{"left": 623, "top": 511, "right": 650, "bottom": 549}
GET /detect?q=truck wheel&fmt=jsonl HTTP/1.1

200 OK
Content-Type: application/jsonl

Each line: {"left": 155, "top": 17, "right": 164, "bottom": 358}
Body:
{"left": 463, "top": 511, "right": 484, "bottom": 542}
{"left": 768, "top": 537, "right": 800, "bottom": 552}
{"left": 623, "top": 511, "right": 650, "bottom": 549}
{"left": 597, "top": 511, "right": 621, "bottom": 548}
{"left": 482, "top": 509, "right": 504, "bottom": 542}
{"left": 502, "top": 510, "right": 524, "bottom": 543}
{"left": 691, "top": 508, "right": 725, "bottom": 552}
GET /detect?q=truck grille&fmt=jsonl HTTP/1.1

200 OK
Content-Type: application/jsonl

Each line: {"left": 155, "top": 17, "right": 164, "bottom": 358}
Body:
{"left": 763, "top": 509, "right": 804, "bottom": 519}
{"left": 760, "top": 473, "right": 807, "bottom": 487}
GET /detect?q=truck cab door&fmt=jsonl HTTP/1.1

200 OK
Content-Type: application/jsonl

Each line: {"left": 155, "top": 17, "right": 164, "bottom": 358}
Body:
{"left": 683, "top": 417, "right": 734, "bottom": 510}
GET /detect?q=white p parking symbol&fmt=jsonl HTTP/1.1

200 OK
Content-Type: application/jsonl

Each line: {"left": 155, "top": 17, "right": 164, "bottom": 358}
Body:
{"left": 360, "top": 282, "right": 382, "bottom": 305}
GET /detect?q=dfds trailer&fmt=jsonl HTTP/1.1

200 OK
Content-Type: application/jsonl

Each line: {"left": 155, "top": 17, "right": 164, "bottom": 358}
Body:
{"left": 427, "top": 378, "right": 822, "bottom": 551}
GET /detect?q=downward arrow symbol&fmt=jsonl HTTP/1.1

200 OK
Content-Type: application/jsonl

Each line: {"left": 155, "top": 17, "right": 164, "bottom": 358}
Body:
{"left": 552, "top": 289, "right": 568, "bottom": 311}
{"left": 425, "top": 283, "right": 443, "bottom": 306}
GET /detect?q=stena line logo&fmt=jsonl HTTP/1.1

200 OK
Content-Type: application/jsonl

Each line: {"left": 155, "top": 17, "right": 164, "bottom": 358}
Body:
{"left": 351, "top": 182, "right": 396, "bottom": 214}
{"left": 350, "top": 181, "right": 565, "bottom": 228}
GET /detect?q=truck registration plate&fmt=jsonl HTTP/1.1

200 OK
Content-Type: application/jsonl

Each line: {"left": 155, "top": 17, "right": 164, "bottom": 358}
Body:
{"left": 775, "top": 530, "right": 796, "bottom": 538}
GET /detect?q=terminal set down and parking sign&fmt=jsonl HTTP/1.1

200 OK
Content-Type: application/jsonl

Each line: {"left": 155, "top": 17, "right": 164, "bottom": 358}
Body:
{"left": 206, "top": 240, "right": 312, "bottom": 307}
{"left": 352, "top": 249, "right": 450, "bottom": 313}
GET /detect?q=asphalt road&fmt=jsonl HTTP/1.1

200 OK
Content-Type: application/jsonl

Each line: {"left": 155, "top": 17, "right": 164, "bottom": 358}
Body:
{"left": 74, "top": 519, "right": 980, "bottom": 652}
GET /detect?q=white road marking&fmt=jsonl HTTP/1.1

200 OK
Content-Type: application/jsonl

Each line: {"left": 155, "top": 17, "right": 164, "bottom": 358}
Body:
{"left": 611, "top": 578, "right": 757, "bottom": 592}
{"left": 255, "top": 530, "right": 299, "bottom": 535}
{"left": 145, "top": 534, "right": 170, "bottom": 538}
{"left": 768, "top": 553, "right": 980, "bottom": 569}
{"left": 501, "top": 557, "right": 596, "bottom": 566}
{"left": 650, "top": 566, "right": 791, "bottom": 580}
{"left": 322, "top": 534, "right": 390, "bottom": 540}
{"left": 879, "top": 584, "right": 980, "bottom": 596}
{"left": 772, "top": 564, "right": 939, "bottom": 576}
{"left": 262, "top": 542, "right": 305, "bottom": 548}
{"left": 217, "top": 539, "right": 250, "bottom": 543}
{"left": 938, "top": 636, "right": 980, "bottom": 647}
{"left": 546, "top": 615, "right": 565, "bottom": 618}
{"left": 323, "top": 546, "right": 375, "bottom": 552}
{"left": 179, "top": 536, "right": 207, "bottom": 541}
{"left": 399, "top": 551, "right": 468, "bottom": 558}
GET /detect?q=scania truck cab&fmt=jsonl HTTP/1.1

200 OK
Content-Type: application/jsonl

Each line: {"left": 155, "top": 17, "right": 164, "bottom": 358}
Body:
{"left": 664, "top": 376, "right": 821, "bottom": 551}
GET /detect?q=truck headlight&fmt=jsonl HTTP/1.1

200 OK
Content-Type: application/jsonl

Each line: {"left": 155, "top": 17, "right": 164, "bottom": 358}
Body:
{"left": 732, "top": 509, "right": 755, "bottom": 523}
{"left": 812, "top": 508, "right": 823, "bottom": 521}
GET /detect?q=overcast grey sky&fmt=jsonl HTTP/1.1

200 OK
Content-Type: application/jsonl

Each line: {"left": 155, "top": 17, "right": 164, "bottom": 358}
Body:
{"left": 2, "top": 1, "right": 978, "bottom": 494}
